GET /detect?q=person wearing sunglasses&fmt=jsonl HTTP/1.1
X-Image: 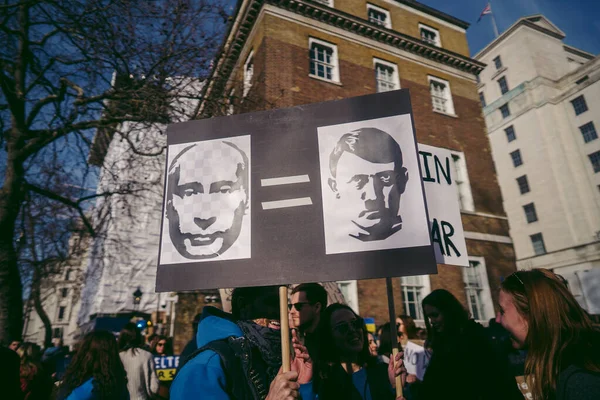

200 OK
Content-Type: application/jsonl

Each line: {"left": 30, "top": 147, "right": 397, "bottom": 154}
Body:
{"left": 300, "top": 303, "right": 406, "bottom": 400}
{"left": 150, "top": 335, "right": 172, "bottom": 357}
{"left": 289, "top": 283, "right": 328, "bottom": 357}
{"left": 498, "top": 269, "right": 600, "bottom": 400}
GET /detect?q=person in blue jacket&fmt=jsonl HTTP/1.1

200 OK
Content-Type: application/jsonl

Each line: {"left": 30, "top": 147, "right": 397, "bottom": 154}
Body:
{"left": 56, "top": 330, "right": 129, "bottom": 400}
{"left": 171, "top": 286, "right": 312, "bottom": 400}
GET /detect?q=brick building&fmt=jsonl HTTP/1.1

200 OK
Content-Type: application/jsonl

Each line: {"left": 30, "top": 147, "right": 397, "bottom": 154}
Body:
{"left": 195, "top": 0, "right": 517, "bottom": 327}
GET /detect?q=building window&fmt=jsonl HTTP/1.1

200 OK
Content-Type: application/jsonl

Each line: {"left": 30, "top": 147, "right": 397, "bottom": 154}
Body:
{"left": 510, "top": 150, "right": 523, "bottom": 167}
{"left": 65, "top": 269, "right": 72, "bottom": 281}
{"left": 500, "top": 104, "right": 510, "bottom": 118}
{"left": 498, "top": 76, "right": 509, "bottom": 95}
{"left": 493, "top": 55, "right": 503, "bottom": 70}
{"left": 505, "top": 126, "right": 516, "bottom": 142}
{"left": 243, "top": 50, "right": 254, "bottom": 97}
{"left": 373, "top": 58, "right": 399, "bottom": 92}
{"left": 476, "top": 74, "right": 481, "bottom": 84}
{"left": 450, "top": 152, "right": 475, "bottom": 212}
{"left": 53, "top": 327, "right": 63, "bottom": 339}
{"left": 463, "top": 258, "right": 494, "bottom": 321}
{"left": 58, "top": 306, "right": 66, "bottom": 321}
{"left": 523, "top": 203, "right": 538, "bottom": 223}
{"left": 479, "top": 92, "right": 486, "bottom": 108}
{"left": 367, "top": 4, "right": 391, "bottom": 29}
{"left": 419, "top": 24, "right": 441, "bottom": 47}
{"left": 580, "top": 122, "right": 598, "bottom": 143}
{"left": 517, "top": 175, "right": 530, "bottom": 194}
{"left": 61, "top": 288, "right": 68, "bottom": 298}
{"left": 337, "top": 280, "right": 359, "bottom": 314}
{"left": 309, "top": 38, "right": 339, "bottom": 83}
{"left": 400, "top": 275, "right": 431, "bottom": 321}
{"left": 589, "top": 151, "right": 600, "bottom": 173}
{"left": 530, "top": 233, "right": 546, "bottom": 255}
{"left": 571, "top": 95, "right": 588, "bottom": 115}
{"left": 428, "top": 76, "right": 455, "bottom": 115}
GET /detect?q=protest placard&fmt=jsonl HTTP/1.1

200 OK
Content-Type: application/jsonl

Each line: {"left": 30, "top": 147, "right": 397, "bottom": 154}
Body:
{"left": 403, "top": 340, "right": 430, "bottom": 381}
{"left": 418, "top": 144, "right": 469, "bottom": 266}
{"left": 154, "top": 355, "right": 180, "bottom": 382}
{"left": 156, "top": 89, "right": 437, "bottom": 292}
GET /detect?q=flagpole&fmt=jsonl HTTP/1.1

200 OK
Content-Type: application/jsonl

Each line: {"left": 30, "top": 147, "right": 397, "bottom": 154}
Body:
{"left": 489, "top": 1, "right": 499, "bottom": 38}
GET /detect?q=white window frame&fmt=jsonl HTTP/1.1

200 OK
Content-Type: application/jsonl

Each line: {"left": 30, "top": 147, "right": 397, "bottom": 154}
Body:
{"left": 337, "top": 280, "right": 359, "bottom": 314}
{"left": 462, "top": 257, "right": 494, "bottom": 322}
{"left": 373, "top": 58, "right": 400, "bottom": 93}
{"left": 419, "top": 23, "right": 441, "bottom": 47}
{"left": 367, "top": 3, "right": 391, "bottom": 29}
{"left": 313, "top": 0, "right": 333, "bottom": 6}
{"left": 243, "top": 50, "right": 254, "bottom": 98}
{"left": 449, "top": 150, "right": 475, "bottom": 212}
{"left": 308, "top": 37, "right": 340, "bottom": 84}
{"left": 400, "top": 275, "right": 431, "bottom": 323}
{"left": 428, "top": 76, "right": 455, "bottom": 116}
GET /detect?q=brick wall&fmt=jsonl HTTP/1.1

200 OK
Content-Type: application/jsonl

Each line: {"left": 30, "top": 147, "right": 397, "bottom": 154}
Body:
{"left": 208, "top": 7, "right": 517, "bottom": 328}
{"left": 334, "top": 0, "right": 470, "bottom": 57}
{"left": 172, "top": 291, "right": 222, "bottom": 354}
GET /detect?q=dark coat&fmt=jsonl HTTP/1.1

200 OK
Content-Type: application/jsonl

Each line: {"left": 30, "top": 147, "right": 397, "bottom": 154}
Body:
{"left": 416, "top": 320, "right": 522, "bottom": 400}
{"left": 314, "top": 361, "right": 395, "bottom": 400}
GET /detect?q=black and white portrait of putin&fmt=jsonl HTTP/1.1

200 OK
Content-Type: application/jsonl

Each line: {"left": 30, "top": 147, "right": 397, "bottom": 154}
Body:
{"left": 164, "top": 139, "right": 249, "bottom": 260}
{"left": 328, "top": 128, "right": 409, "bottom": 242}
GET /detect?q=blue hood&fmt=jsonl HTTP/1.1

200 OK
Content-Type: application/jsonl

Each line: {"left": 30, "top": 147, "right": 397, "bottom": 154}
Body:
{"left": 196, "top": 306, "right": 243, "bottom": 348}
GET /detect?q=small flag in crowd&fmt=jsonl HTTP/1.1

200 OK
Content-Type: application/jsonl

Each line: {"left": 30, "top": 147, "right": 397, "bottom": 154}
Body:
{"left": 478, "top": 3, "right": 492, "bottom": 22}
{"left": 364, "top": 317, "right": 376, "bottom": 333}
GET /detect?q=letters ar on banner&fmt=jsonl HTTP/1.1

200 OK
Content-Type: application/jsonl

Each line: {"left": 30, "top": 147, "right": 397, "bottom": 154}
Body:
{"left": 418, "top": 144, "right": 469, "bottom": 267}
{"left": 156, "top": 89, "right": 438, "bottom": 292}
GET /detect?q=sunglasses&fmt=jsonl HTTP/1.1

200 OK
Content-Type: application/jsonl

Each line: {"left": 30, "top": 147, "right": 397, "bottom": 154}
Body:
{"left": 333, "top": 318, "right": 364, "bottom": 335}
{"left": 288, "top": 302, "right": 313, "bottom": 311}
{"left": 157, "top": 342, "right": 166, "bottom": 346}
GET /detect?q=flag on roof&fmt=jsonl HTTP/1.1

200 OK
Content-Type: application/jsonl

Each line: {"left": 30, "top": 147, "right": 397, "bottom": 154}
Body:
{"left": 478, "top": 3, "right": 492, "bottom": 22}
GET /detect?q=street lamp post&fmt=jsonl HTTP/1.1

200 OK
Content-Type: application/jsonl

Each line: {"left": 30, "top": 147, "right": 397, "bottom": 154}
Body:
{"left": 133, "top": 287, "right": 143, "bottom": 310}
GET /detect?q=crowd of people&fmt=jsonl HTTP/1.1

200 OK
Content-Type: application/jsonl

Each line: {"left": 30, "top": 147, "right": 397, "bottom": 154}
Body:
{"left": 3, "top": 268, "right": 600, "bottom": 399}
{"left": 2, "top": 325, "right": 176, "bottom": 399}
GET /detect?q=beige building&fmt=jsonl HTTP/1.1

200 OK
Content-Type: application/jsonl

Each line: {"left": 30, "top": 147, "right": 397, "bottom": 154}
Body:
{"left": 475, "top": 15, "right": 600, "bottom": 311}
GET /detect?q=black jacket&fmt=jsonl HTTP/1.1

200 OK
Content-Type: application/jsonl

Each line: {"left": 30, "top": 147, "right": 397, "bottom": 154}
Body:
{"left": 315, "top": 361, "right": 395, "bottom": 400}
{"left": 416, "top": 320, "right": 523, "bottom": 400}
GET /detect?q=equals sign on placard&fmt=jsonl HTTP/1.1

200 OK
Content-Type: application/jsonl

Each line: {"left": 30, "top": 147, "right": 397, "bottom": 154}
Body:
{"left": 260, "top": 174, "right": 313, "bottom": 210}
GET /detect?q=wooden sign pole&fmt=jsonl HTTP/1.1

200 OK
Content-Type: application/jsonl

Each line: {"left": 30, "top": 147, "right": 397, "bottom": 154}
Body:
{"left": 279, "top": 285, "right": 291, "bottom": 373}
{"left": 386, "top": 277, "right": 403, "bottom": 398}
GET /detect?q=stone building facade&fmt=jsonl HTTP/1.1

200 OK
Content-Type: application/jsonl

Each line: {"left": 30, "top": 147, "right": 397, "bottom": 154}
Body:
{"left": 475, "top": 15, "right": 600, "bottom": 311}
{"left": 198, "top": 0, "right": 518, "bottom": 326}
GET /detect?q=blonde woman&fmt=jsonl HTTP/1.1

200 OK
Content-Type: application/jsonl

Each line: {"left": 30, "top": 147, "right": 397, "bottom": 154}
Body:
{"left": 498, "top": 269, "right": 600, "bottom": 400}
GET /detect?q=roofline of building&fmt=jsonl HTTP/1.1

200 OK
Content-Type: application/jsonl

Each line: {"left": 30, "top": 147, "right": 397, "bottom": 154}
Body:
{"left": 391, "top": 0, "right": 470, "bottom": 29}
{"left": 199, "top": 0, "right": 484, "bottom": 117}
{"left": 563, "top": 44, "right": 596, "bottom": 60}
{"left": 474, "top": 15, "right": 567, "bottom": 60}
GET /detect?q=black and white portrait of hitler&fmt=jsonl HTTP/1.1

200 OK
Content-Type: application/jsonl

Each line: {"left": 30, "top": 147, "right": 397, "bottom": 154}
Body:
{"left": 161, "top": 136, "right": 251, "bottom": 263}
{"left": 327, "top": 128, "right": 409, "bottom": 242}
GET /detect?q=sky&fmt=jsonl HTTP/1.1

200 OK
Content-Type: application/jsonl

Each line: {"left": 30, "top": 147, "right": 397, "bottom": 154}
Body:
{"left": 414, "top": 0, "right": 600, "bottom": 56}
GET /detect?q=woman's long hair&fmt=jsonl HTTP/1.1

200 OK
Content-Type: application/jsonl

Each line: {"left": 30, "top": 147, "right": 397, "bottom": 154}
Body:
{"left": 422, "top": 289, "right": 469, "bottom": 353}
{"left": 17, "top": 342, "right": 42, "bottom": 377}
{"left": 502, "top": 269, "right": 600, "bottom": 400}
{"left": 377, "top": 322, "right": 393, "bottom": 357}
{"left": 118, "top": 323, "right": 143, "bottom": 355}
{"left": 58, "top": 331, "right": 127, "bottom": 400}
{"left": 397, "top": 314, "right": 419, "bottom": 340}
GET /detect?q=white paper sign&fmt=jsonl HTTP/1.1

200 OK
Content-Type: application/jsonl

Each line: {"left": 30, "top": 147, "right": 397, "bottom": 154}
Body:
{"left": 418, "top": 144, "right": 469, "bottom": 267}
{"left": 403, "top": 340, "right": 430, "bottom": 381}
